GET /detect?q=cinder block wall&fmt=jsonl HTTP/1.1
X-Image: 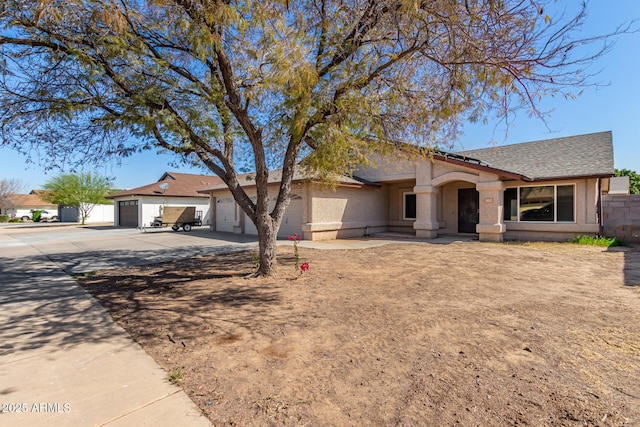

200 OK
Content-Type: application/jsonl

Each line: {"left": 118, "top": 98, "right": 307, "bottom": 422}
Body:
{"left": 602, "top": 194, "right": 640, "bottom": 243}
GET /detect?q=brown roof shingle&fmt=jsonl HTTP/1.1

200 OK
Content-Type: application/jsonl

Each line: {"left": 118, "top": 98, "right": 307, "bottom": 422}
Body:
{"left": 109, "top": 172, "right": 223, "bottom": 199}
{"left": 5, "top": 193, "right": 57, "bottom": 209}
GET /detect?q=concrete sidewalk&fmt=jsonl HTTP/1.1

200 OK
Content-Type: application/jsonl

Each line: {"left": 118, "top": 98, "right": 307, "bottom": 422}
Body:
{"left": 0, "top": 233, "right": 215, "bottom": 426}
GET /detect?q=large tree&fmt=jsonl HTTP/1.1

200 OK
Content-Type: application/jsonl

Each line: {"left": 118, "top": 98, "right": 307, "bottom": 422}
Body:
{"left": 0, "top": 0, "right": 622, "bottom": 275}
{"left": 0, "top": 178, "right": 23, "bottom": 214}
{"left": 43, "top": 173, "right": 113, "bottom": 224}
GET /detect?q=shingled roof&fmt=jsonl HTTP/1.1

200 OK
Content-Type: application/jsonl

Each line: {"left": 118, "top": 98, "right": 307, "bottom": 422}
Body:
{"left": 4, "top": 192, "right": 57, "bottom": 209}
{"left": 457, "top": 131, "right": 614, "bottom": 181}
{"left": 198, "top": 169, "right": 379, "bottom": 192}
{"left": 109, "top": 172, "right": 223, "bottom": 198}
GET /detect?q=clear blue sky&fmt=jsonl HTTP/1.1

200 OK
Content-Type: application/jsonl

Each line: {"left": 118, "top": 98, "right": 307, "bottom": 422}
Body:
{"left": 1, "top": 1, "right": 638, "bottom": 191}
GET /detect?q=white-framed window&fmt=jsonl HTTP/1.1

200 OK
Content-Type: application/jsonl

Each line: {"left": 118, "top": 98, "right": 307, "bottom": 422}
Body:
{"left": 503, "top": 184, "right": 575, "bottom": 222}
{"left": 403, "top": 192, "right": 417, "bottom": 220}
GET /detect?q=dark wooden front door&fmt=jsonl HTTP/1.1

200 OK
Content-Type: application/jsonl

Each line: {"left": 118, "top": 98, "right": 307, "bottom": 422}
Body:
{"left": 458, "top": 188, "right": 479, "bottom": 233}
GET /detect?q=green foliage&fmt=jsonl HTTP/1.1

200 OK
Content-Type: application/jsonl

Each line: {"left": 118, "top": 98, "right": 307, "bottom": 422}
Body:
{"left": 30, "top": 209, "right": 42, "bottom": 222}
{"left": 0, "top": 214, "right": 9, "bottom": 222}
{"left": 614, "top": 169, "right": 640, "bottom": 194}
{"left": 43, "top": 173, "right": 114, "bottom": 225}
{"left": 251, "top": 252, "right": 260, "bottom": 269}
{"left": 568, "top": 235, "right": 624, "bottom": 247}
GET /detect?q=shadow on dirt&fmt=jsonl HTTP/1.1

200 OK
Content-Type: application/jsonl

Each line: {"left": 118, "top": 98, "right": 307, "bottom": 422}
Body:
{"left": 0, "top": 242, "right": 267, "bottom": 356}
{"left": 622, "top": 245, "right": 640, "bottom": 287}
{"left": 77, "top": 250, "right": 293, "bottom": 342}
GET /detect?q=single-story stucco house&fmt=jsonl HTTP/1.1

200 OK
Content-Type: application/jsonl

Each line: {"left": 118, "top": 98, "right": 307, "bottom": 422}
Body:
{"left": 109, "top": 172, "right": 222, "bottom": 227}
{"left": 198, "top": 131, "right": 615, "bottom": 242}
{"left": 1, "top": 190, "right": 58, "bottom": 220}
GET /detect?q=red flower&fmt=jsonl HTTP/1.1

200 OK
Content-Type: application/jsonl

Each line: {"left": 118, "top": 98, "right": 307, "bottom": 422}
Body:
{"left": 300, "top": 262, "right": 310, "bottom": 272}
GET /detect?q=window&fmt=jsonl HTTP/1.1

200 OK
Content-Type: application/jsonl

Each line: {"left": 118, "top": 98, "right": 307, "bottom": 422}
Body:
{"left": 403, "top": 193, "right": 416, "bottom": 220}
{"left": 503, "top": 185, "right": 574, "bottom": 222}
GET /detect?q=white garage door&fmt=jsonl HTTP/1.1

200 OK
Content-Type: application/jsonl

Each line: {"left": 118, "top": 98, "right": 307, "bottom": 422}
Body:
{"left": 215, "top": 197, "right": 236, "bottom": 233}
{"left": 244, "top": 211, "right": 258, "bottom": 235}
{"left": 278, "top": 196, "right": 303, "bottom": 239}
{"left": 243, "top": 196, "right": 303, "bottom": 238}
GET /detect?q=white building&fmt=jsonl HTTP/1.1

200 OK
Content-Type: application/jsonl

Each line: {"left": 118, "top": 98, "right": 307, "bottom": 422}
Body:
{"left": 108, "top": 172, "right": 222, "bottom": 228}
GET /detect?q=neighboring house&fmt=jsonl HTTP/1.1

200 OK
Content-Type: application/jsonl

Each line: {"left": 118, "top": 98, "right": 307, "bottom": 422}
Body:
{"left": 108, "top": 172, "right": 222, "bottom": 227}
{"left": 198, "top": 131, "right": 616, "bottom": 242}
{"left": 1, "top": 190, "right": 58, "bottom": 220}
{"left": 1, "top": 190, "right": 115, "bottom": 223}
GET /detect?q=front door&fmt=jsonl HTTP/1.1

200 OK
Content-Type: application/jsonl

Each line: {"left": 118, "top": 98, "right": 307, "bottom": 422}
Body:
{"left": 458, "top": 188, "right": 479, "bottom": 233}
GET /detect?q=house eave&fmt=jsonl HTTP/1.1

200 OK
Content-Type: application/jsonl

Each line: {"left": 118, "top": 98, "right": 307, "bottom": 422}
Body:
{"left": 434, "top": 154, "right": 533, "bottom": 182}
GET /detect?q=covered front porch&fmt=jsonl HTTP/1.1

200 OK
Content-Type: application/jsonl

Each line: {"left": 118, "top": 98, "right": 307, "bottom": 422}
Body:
{"left": 413, "top": 162, "right": 507, "bottom": 242}
{"left": 376, "top": 160, "right": 508, "bottom": 242}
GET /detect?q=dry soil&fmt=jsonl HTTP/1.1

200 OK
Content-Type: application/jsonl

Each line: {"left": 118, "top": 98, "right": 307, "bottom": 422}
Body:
{"left": 78, "top": 241, "right": 640, "bottom": 426}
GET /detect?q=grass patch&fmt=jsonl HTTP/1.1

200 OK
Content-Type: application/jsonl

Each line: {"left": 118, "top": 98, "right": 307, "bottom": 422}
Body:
{"left": 168, "top": 367, "right": 185, "bottom": 385}
{"left": 568, "top": 235, "right": 624, "bottom": 247}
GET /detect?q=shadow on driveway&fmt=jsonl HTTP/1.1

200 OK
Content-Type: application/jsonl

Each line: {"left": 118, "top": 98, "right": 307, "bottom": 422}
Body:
{"left": 0, "top": 253, "right": 125, "bottom": 356}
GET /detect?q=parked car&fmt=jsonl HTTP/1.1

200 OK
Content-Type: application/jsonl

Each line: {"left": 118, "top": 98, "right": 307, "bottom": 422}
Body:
{"left": 20, "top": 210, "right": 58, "bottom": 222}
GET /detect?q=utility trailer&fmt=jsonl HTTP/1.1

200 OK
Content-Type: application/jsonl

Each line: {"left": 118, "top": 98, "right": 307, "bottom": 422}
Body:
{"left": 151, "top": 206, "right": 202, "bottom": 231}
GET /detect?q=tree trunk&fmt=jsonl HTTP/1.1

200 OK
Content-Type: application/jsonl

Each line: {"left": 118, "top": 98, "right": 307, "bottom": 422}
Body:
{"left": 255, "top": 211, "right": 278, "bottom": 276}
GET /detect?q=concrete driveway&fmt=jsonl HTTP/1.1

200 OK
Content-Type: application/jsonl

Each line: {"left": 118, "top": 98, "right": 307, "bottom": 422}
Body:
{"left": 0, "top": 225, "right": 260, "bottom": 274}
{"left": 0, "top": 225, "right": 260, "bottom": 427}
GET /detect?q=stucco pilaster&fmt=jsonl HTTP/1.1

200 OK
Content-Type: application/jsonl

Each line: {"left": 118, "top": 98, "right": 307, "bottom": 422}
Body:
{"left": 413, "top": 184, "right": 439, "bottom": 239}
{"left": 415, "top": 161, "right": 433, "bottom": 186}
{"left": 476, "top": 179, "right": 505, "bottom": 242}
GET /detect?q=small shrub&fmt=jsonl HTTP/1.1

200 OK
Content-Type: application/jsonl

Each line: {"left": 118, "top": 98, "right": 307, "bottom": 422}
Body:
{"left": 8, "top": 218, "right": 22, "bottom": 223}
{"left": 31, "top": 209, "right": 42, "bottom": 222}
{"left": 568, "top": 235, "right": 624, "bottom": 247}
{"left": 288, "top": 233, "right": 309, "bottom": 274}
{"left": 167, "top": 367, "right": 185, "bottom": 385}
{"left": 0, "top": 214, "right": 9, "bottom": 223}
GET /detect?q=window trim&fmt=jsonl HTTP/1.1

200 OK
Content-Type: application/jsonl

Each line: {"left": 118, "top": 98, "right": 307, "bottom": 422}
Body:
{"left": 504, "top": 184, "right": 576, "bottom": 223}
{"left": 403, "top": 192, "right": 417, "bottom": 220}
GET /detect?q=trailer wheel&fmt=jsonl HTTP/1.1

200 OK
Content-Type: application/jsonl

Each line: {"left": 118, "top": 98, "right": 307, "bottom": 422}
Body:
{"left": 183, "top": 223, "right": 192, "bottom": 232}
{"left": 171, "top": 225, "right": 179, "bottom": 231}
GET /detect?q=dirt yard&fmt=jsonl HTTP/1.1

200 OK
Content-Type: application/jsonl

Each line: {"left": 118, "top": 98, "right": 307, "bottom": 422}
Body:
{"left": 78, "top": 241, "right": 640, "bottom": 426}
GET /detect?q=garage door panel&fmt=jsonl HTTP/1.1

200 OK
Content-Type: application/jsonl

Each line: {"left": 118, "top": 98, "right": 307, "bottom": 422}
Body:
{"left": 118, "top": 200, "right": 138, "bottom": 227}
{"left": 277, "top": 197, "right": 303, "bottom": 239}
{"left": 222, "top": 195, "right": 303, "bottom": 238}
{"left": 216, "top": 198, "right": 236, "bottom": 233}
{"left": 244, "top": 213, "right": 258, "bottom": 235}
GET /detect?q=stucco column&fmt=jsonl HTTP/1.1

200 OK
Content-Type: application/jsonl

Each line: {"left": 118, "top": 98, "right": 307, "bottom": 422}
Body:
{"left": 476, "top": 179, "right": 505, "bottom": 242}
{"left": 413, "top": 184, "right": 440, "bottom": 239}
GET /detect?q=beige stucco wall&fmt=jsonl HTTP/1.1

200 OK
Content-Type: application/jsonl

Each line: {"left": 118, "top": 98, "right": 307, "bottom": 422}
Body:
{"left": 384, "top": 181, "right": 415, "bottom": 233}
{"left": 304, "top": 184, "right": 389, "bottom": 240}
{"left": 353, "top": 154, "right": 417, "bottom": 183}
